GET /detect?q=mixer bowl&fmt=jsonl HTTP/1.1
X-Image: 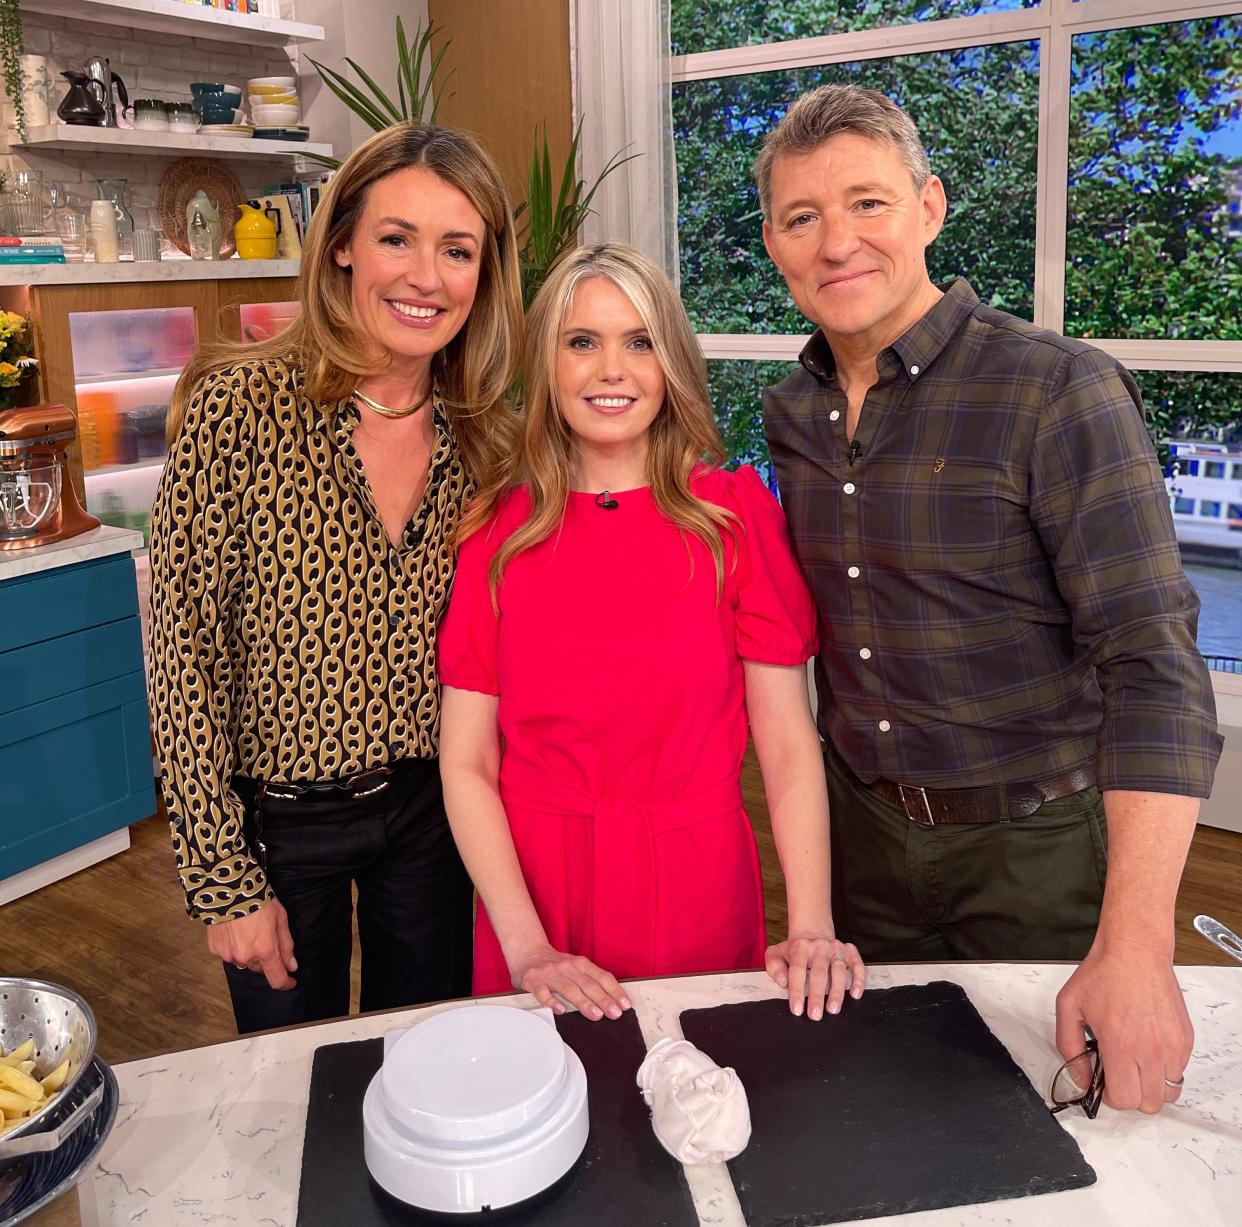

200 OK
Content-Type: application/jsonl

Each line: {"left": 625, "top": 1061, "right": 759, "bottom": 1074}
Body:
{"left": 0, "top": 456, "right": 61, "bottom": 541}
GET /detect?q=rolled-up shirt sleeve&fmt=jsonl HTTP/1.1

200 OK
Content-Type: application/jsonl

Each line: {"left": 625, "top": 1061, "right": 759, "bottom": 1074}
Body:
{"left": 1028, "top": 346, "right": 1223, "bottom": 797}
{"left": 148, "top": 369, "right": 272, "bottom": 922}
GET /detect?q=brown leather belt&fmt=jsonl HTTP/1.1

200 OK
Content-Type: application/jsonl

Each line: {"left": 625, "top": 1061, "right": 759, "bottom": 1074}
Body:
{"left": 867, "top": 767, "right": 1096, "bottom": 828}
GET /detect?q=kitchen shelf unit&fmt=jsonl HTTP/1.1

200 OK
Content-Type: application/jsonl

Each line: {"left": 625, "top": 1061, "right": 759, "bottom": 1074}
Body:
{"left": 0, "top": 259, "right": 301, "bottom": 287}
{"left": 17, "top": 124, "right": 333, "bottom": 162}
{"left": 20, "top": 0, "right": 325, "bottom": 47}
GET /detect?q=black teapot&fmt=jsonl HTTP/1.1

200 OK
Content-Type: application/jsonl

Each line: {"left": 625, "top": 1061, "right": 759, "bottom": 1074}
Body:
{"left": 57, "top": 70, "right": 107, "bottom": 126}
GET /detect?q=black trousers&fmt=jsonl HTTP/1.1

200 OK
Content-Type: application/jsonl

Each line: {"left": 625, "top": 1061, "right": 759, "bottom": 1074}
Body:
{"left": 222, "top": 758, "right": 473, "bottom": 1034}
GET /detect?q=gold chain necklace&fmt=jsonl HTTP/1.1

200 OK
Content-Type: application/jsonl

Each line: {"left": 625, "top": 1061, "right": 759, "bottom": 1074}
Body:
{"left": 353, "top": 387, "right": 432, "bottom": 419}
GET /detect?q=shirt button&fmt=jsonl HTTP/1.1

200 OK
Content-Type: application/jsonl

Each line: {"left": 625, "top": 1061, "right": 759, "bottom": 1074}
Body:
{"left": 878, "top": 719, "right": 892, "bottom": 733}
{"left": 859, "top": 647, "right": 872, "bottom": 660}
{"left": 829, "top": 410, "right": 841, "bottom": 422}
{"left": 847, "top": 566, "right": 861, "bottom": 579}
{"left": 909, "top": 365, "right": 920, "bottom": 376}
{"left": 843, "top": 482, "right": 856, "bottom": 495}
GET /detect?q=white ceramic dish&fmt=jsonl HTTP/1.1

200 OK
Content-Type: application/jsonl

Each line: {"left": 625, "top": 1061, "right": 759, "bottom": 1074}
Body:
{"left": 362, "top": 1005, "right": 588, "bottom": 1215}
{"left": 248, "top": 75, "right": 297, "bottom": 88}
{"left": 251, "top": 104, "right": 301, "bottom": 125}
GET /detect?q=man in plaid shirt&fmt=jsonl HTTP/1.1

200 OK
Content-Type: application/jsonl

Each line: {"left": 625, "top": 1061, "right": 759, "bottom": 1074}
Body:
{"left": 758, "top": 84, "right": 1221, "bottom": 1115}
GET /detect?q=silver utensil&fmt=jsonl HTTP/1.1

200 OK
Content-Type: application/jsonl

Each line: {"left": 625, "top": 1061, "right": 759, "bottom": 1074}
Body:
{"left": 0, "top": 1078, "right": 103, "bottom": 1160}
{"left": 1194, "top": 914, "right": 1242, "bottom": 963}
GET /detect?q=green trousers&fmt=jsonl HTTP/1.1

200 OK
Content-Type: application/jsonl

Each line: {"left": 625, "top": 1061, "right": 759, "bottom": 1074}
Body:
{"left": 824, "top": 742, "right": 1108, "bottom": 962}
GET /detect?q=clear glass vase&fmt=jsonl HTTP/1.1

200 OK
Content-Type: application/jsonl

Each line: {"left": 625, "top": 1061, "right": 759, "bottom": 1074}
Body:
{"left": 96, "top": 178, "right": 135, "bottom": 260}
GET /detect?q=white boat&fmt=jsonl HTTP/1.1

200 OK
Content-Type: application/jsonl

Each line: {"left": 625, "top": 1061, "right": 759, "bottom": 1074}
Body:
{"left": 1164, "top": 440, "right": 1242, "bottom": 564}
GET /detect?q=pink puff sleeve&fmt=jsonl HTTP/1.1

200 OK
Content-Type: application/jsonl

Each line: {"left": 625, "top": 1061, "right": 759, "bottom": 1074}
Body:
{"left": 438, "top": 514, "right": 504, "bottom": 697}
{"left": 719, "top": 465, "right": 818, "bottom": 665}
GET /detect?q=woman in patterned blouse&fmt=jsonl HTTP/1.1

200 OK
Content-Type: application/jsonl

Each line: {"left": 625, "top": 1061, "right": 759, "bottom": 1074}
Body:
{"left": 148, "top": 124, "right": 522, "bottom": 1033}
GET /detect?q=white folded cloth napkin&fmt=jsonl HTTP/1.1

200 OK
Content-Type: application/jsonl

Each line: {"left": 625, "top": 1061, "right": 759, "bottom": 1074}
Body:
{"left": 635, "top": 1036, "right": 751, "bottom": 1164}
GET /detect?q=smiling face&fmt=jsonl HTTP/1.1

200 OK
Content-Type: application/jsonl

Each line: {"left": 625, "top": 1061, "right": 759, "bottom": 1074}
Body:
{"left": 333, "top": 165, "right": 485, "bottom": 379}
{"left": 762, "top": 131, "right": 946, "bottom": 357}
{"left": 554, "top": 276, "right": 667, "bottom": 481}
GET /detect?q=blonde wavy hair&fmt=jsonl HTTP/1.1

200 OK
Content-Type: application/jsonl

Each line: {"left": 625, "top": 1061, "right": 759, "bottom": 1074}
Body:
{"left": 462, "top": 242, "right": 735, "bottom": 599}
{"left": 167, "top": 122, "right": 523, "bottom": 483}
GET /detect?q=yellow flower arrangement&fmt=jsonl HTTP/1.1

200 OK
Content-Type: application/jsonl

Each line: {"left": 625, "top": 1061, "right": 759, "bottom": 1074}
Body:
{"left": 0, "top": 309, "right": 35, "bottom": 409}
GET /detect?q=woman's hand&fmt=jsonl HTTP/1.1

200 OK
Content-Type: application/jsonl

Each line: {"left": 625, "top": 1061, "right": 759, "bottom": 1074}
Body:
{"left": 207, "top": 897, "right": 298, "bottom": 990}
{"left": 510, "top": 944, "right": 632, "bottom": 1021}
{"left": 765, "top": 930, "right": 865, "bottom": 1020}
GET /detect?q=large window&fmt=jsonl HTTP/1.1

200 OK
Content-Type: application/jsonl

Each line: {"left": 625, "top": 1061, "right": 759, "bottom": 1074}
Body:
{"left": 1065, "top": 16, "right": 1242, "bottom": 341}
{"left": 670, "top": 0, "right": 1242, "bottom": 678}
{"left": 673, "top": 0, "right": 1039, "bottom": 56}
{"left": 674, "top": 41, "right": 1039, "bottom": 333}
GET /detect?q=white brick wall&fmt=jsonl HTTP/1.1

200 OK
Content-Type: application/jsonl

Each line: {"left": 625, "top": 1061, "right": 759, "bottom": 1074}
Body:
{"left": 2, "top": 13, "right": 305, "bottom": 237}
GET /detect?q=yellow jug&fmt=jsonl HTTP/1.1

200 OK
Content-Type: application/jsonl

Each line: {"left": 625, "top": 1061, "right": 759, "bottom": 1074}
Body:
{"left": 234, "top": 200, "right": 280, "bottom": 260}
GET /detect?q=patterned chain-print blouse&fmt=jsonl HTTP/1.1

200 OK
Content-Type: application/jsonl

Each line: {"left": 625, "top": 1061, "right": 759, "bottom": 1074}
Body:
{"left": 147, "top": 358, "right": 471, "bottom": 923}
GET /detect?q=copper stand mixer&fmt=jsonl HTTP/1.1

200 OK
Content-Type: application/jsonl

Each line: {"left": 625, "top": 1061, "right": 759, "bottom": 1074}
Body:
{"left": 0, "top": 404, "right": 100, "bottom": 550}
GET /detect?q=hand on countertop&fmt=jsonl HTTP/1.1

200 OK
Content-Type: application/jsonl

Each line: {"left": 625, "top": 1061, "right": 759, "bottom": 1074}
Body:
{"left": 1055, "top": 939, "right": 1193, "bottom": 1115}
{"left": 207, "top": 897, "right": 298, "bottom": 990}
{"left": 765, "top": 931, "right": 865, "bottom": 1020}
{"left": 509, "top": 943, "right": 631, "bottom": 1022}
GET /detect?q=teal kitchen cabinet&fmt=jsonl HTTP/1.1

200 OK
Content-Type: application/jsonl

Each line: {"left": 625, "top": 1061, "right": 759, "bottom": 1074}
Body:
{"left": 0, "top": 531, "right": 155, "bottom": 893}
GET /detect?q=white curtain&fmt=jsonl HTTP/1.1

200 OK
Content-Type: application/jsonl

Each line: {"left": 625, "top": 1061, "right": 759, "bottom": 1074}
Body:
{"left": 572, "top": 0, "right": 678, "bottom": 280}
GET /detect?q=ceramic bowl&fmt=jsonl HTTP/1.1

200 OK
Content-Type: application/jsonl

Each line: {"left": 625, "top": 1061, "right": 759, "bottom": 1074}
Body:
{"left": 247, "top": 75, "right": 297, "bottom": 89}
{"left": 193, "top": 95, "right": 243, "bottom": 115}
{"left": 248, "top": 91, "right": 298, "bottom": 106}
{"left": 251, "top": 103, "right": 301, "bottom": 126}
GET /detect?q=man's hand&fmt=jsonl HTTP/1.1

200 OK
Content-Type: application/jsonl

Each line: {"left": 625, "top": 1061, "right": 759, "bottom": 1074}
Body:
{"left": 1055, "top": 938, "right": 1192, "bottom": 1115}
{"left": 206, "top": 898, "right": 298, "bottom": 991}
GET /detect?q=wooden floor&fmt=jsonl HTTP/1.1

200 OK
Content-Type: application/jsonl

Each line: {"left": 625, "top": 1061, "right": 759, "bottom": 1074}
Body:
{"left": 4, "top": 753, "right": 1240, "bottom": 1226}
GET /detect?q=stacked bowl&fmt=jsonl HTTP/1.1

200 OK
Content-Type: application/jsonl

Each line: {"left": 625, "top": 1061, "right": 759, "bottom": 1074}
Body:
{"left": 191, "top": 82, "right": 249, "bottom": 135}
{"left": 0, "top": 978, "right": 119, "bottom": 1223}
{"left": 248, "top": 75, "right": 309, "bottom": 142}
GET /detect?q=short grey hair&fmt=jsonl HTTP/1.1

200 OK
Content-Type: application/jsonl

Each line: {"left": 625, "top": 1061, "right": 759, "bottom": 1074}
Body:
{"left": 753, "top": 84, "right": 932, "bottom": 219}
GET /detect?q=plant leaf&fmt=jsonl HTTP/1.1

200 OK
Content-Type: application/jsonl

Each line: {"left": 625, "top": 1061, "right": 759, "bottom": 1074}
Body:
{"left": 306, "top": 56, "right": 390, "bottom": 131}
{"left": 342, "top": 55, "right": 404, "bottom": 124}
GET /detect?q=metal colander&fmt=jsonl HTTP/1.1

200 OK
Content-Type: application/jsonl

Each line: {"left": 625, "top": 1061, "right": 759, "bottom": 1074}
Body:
{"left": 0, "top": 978, "right": 97, "bottom": 1142}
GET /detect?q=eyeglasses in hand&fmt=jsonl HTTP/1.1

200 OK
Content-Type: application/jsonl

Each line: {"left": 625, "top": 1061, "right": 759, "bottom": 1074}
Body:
{"left": 1049, "top": 1032, "right": 1105, "bottom": 1119}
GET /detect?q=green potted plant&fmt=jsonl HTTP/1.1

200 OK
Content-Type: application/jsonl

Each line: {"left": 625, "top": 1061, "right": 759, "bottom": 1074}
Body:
{"left": 309, "top": 19, "right": 635, "bottom": 305}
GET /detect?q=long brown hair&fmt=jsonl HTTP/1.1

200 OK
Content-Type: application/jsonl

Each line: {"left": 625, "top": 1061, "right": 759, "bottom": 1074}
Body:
{"left": 167, "top": 123, "right": 523, "bottom": 482}
{"left": 462, "top": 242, "right": 735, "bottom": 598}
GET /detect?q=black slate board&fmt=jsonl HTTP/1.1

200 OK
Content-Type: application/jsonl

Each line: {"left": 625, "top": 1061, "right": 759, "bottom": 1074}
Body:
{"left": 296, "top": 1008, "right": 696, "bottom": 1226}
{"left": 680, "top": 981, "right": 1096, "bottom": 1227}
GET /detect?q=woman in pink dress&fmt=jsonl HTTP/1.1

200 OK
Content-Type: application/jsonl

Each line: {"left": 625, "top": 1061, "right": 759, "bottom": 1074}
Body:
{"left": 439, "top": 243, "right": 865, "bottom": 1023}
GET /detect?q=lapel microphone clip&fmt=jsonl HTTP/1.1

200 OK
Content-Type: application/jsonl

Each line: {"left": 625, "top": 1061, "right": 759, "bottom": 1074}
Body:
{"left": 595, "top": 491, "right": 620, "bottom": 511}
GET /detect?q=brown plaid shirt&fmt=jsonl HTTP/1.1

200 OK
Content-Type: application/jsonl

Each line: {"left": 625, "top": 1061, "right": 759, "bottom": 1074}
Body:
{"left": 764, "top": 279, "right": 1222, "bottom": 797}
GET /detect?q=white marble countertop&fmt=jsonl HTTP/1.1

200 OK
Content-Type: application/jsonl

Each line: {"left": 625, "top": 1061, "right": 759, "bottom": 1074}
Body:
{"left": 76, "top": 963, "right": 1241, "bottom": 1226}
{"left": 0, "top": 525, "right": 144, "bottom": 584}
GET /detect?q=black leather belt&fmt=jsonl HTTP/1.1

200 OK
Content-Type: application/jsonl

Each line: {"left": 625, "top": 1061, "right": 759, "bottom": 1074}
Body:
{"left": 867, "top": 767, "right": 1096, "bottom": 828}
{"left": 234, "top": 763, "right": 407, "bottom": 804}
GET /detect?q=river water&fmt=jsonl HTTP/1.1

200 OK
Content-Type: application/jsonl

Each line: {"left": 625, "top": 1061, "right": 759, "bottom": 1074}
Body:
{"left": 1184, "top": 563, "right": 1242, "bottom": 663}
